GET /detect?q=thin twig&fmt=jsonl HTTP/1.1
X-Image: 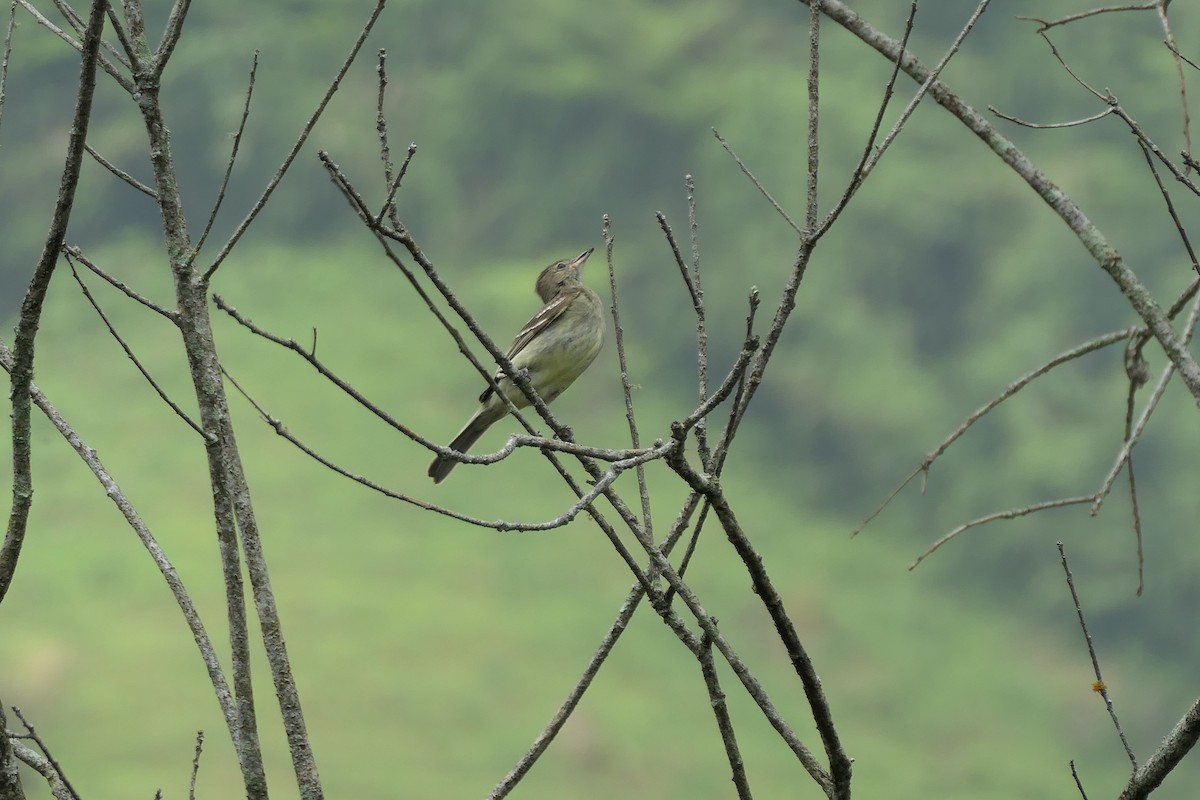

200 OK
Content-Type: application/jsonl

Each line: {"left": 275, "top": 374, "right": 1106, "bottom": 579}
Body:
{"left": 713, "top": 129, "right": 802, "bottom": 236}
{"left": 189, "top": 51, "right": 259, "bottom": 265}
{"left": 989, "top": 106, "right": 1114, "bottom": 129}
{"left": 488, "top": 588, "right": 649, "bottom": 799}
{"left": 64, "top": 244, "right": 175, "bottom": 318}
{"left": 1057, "top": 543, "right": 1137, "bottom": 768}
{"left": 686, "top": 175, "right": 711, "bottom": 470}
{"left": 0, "top": 1, "right": 18, "bottom": 136}
{"left": 669, "top": 289, "right": 760, "bottom": 602}
{"left": 66, "top": 255, "right": 209, "bottom": 439}
{"left": 1124, "top": 451, "right": 1144, "bottom": 596}
{"left": 84, "top": 141, "right": 158, "bottom": 197}
{"left": 1016, "top": 3, "right": 1157, "bottom": 33}
{"left": 1153, "top": 2, "right": 1189, "bottom": 161}
{"left": 224, "top": 358, "right": 659, "bottom": 531}
{"left": 910, "top": 497, "right": 1094, "bottom": 570}
{"left": 214, "top": 293, "right": 597, "bottom": 467}
{"left": 1136, "top": 138, "right": 1199, "bottom": 275}
{"left": 1120, "top": 334, "right": 1148, "bottom": 596}
{"left": 817, "top": 0, "right": 918, "bottom": 237}
{"left": 665, "top": 437, "right": 839, "bottom": 793}
{"left": 14, "top": 0, "right": 133, "bottom": 93}
{"left": 1105, "top": 98, "right": 1200, "bottom": 200}
{"left": 1091, "top": 290, "right": 1200, "bottom": 513}
{"left": 203, "top": 0, "right": 388, "bottom": 280}
{"left": 856, "top": 328, "right": 1134, "bottom": 535}
{"left": 318, "top": 154, "right": 570, "bottom": 459}
{"left": 11, "top": 707, "right": 81, "bottom": 800}
{"left": 604, "top": 216, "right": 654, "bottom": 540}
{"left": 188, "top": 731, "right": 204, "bottom": 800}
{"left": 810, "top": 0, "right": 1200, "bottom": 399}
{"left": 373, "top": 52, "right": 416, "bottom": 227}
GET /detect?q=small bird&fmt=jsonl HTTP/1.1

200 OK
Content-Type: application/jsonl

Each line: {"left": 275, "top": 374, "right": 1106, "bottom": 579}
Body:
{"left": 428, "top": 248, "right": 606, "bottom": 483}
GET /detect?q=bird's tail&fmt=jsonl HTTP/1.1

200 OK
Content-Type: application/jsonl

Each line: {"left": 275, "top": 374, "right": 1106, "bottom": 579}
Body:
{"left": 428, "top": 410, "right": 496, "bottom": 484}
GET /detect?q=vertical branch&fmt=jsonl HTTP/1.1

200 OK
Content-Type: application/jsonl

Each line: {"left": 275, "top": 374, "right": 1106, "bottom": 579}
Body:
{"left": 122, "top": 27, "right": 270, "bottom": 800}
{"left": 698, "top": 633, "right": 753, "bottom": 799}
{"left": 115, "top": 3, "right": 398, "bottom": 798}
{"left": 603, "top": 216, "right": 653, "bottom": 539}
{"left": 686, "top": 175, "right": 712, "bottom": 469}
{"left": 0, "top": 699, "right": 26, "bottom": 800}
{"left": 1057, "top": 543, "right": 1137, "bottom": 767}
{"left": 804, "top": 0, "right": 821, "bottom": 233}
{"left": 1, "top": 0, "right": 106, "bottom": 605}
{"left": 1154, "top": 2, "right": 1190, "bottom": 163}
{"left": 0, "top": 0, "right": 17, "bottom": 134}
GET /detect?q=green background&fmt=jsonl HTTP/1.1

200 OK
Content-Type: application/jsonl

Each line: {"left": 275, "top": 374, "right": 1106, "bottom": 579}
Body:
{"left": 2, "top": 1, "right": 1199, "bottom": 797}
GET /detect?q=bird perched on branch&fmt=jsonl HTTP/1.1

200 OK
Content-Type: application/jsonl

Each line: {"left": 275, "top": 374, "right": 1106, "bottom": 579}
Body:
{"left": 428, "top": 248, "right": 605, "bottom": 483}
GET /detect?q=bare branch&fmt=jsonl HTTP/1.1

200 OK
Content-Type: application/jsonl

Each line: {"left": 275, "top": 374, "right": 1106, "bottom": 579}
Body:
{"left": 84, "top": 141, "right": 157, "bottom": 197}
{"left": 1120, "top": 696, "right": 1200, "bottom": 799}
{"left": 1016, "top": 3, "right": 1157, "bottom": 33}
{"left": 817, "top": 0, "right": 918, "bottom": 237}
{"left": 188, "top": 731, "right": 204, "bottom": 800}
{"left": 0, "top": 699, "right": 27, "bottom": 800}
{"left": 819, "top": 0, "right": 992, "bottom": 243}
{"left": 223, "top": 357, "right": 662, "bottom": 531}
{"left": 806, "top": 0, "right": 1200, "bottom": 399}
{"left": 14, "top": 0, "right": 132, "bottom": 93}
{"left": 3, "top": 0, "right": 107, "bottom": 605}
{"left": 685, "top": 175, "right": 711, "bottom": 469}
{"left": 1057, "top": 543, "right": 1137, "bottom": 767}
{"left": 64, "top": 244, "right": 175, "bottom": 318}
{"left": 699, "top": 631, "right": 754, "bottom": 800}
{"left": 0, "top": 1, "right": 16, "bottom": 134}
{"left": 190, "top": 51, "right": 259, "bottom": 264}
{"left": 203, "top": 0, "right": 388, "bottom": 280}
{"left": 66, "top": 255, "right": 208, "bottom": 439}
{"left": 11, "top": 707, "right": 80, "bottom": 800}
{"left": 989, "top": 106, "right": 1114, "bottom": 129}
{"left": 712, "top": 129, "right": 802, "bottom": 236}
{"left": 856, "top": 328, "right": 1134, "bottom": 535}
{"left": 604, "top": 216, "right": 654, "bottom": 538}
{"left": 9, "top": 739, "right": 72, "bottom": 800}
{"left": 488, "top": 588, "right": 648, "bottom": 799}
{"left": 909, "top": 497, "right": 1094, "bottom": 570}
{"left": 0, "top": 337, "right": 240, "bottom": 755}
{"left": 152, "top": 0, "right": 192, "bottom": 76}
{"left": 1091, "top": 290, "right": 1200, "bottom": 513}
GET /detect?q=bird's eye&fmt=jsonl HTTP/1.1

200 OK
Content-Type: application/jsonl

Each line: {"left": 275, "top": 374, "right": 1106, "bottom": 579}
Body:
{"left": 555, "top": 262, "right": 567, "bottom": 270}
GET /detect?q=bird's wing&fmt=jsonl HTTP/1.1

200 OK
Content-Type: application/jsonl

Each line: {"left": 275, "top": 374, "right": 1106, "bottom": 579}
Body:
{"left": 478, "top": 289, "right": 578, "bottom": 404}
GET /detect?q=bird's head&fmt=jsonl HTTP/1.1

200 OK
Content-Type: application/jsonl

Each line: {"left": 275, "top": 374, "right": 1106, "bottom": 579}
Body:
{"left": 535, "top": 247, "right": 593, "bottom": 301}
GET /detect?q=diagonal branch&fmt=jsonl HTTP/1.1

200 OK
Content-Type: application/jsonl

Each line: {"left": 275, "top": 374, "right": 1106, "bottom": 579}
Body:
{"left": 804, "top": 0, "right": 1200, "bottom": 400}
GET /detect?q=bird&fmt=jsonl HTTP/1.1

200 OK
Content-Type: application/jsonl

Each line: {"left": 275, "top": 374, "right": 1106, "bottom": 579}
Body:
{"left": 428, "top": 248, "right": 605, "bottom": 483}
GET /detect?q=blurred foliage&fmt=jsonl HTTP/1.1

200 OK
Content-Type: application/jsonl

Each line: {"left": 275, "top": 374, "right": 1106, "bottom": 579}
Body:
{"left": 3, "top": 0, "right": 1200, "bottom": 798}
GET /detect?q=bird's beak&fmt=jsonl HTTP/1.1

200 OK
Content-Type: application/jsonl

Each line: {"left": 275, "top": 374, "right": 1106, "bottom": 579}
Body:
{"left": 570, "top": 247, "right": 594, "bottom": 270}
